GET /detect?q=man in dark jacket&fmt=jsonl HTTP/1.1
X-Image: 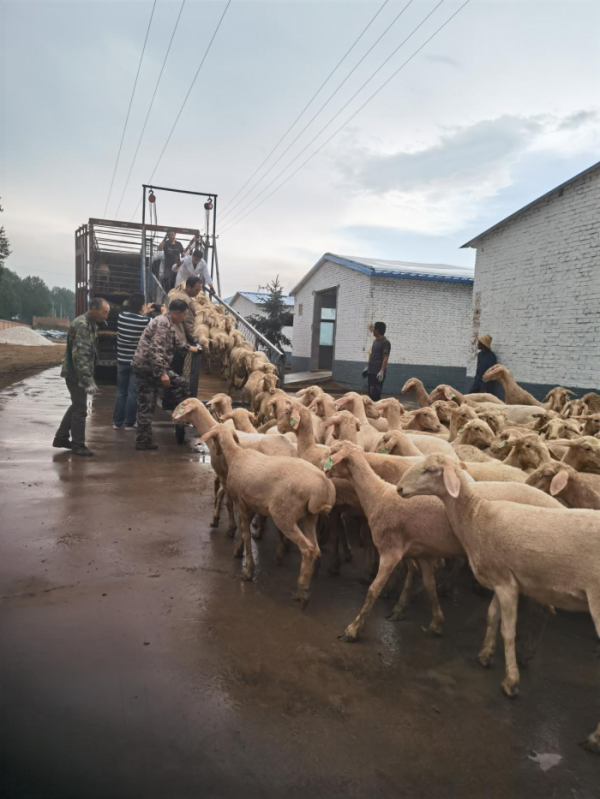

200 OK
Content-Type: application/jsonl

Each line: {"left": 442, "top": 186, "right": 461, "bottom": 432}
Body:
{"left": 469, "top": 334, "right": 504, "bottom": 399}
{"left": 54, "top": 297, "right": 110, "bottom": 456}
{"left": 131, "top": 299, "right": 199, "bottom": 450}
{"left": 366, "top": 321, "right": 391, "bottom": 402}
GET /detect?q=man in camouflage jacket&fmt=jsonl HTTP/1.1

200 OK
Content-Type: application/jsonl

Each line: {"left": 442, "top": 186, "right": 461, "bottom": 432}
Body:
{"left": 54, "top": 298, "right": 110, "bottom": 456}
{"left": 131, "top": 299, "right": 199, "bottom": 450}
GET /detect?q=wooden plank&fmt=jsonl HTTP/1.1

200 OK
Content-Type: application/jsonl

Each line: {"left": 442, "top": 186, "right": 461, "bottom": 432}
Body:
{"left": 195, "top": 371, "right": 243, "bottom": 403}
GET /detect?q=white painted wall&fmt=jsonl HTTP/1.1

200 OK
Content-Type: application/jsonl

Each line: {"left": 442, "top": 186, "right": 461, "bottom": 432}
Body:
{"left": 229, "top": 294, "right": 293, "bottom": 352}
{"left": 468, "top": 166, "right": 600, "bottom": 387}
{"left": 292, "top": 259, "right": 472, "bottom": 367}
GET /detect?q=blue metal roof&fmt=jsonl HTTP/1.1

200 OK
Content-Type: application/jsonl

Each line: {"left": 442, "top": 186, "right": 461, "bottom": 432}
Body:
{"left": 227, "top": 291, "right": 294, "bottom": 307}
{"left": 291, "top": 253, "right": 473, "bottom": 295}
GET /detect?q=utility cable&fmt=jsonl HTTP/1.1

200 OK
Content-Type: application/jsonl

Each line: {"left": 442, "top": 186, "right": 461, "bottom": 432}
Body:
{"left": 130, "top": 0, "right": 232, "bottom": 221}
{"left": 221, "top": 0, "right": 445, "bottom": 231}
{"left": 220, "top": 0, "right": 471, "bottom": 235}
{"left": 114, "top": 0, "right": 187, "bottom": 219}
{"left": 220, "top": 0, "right": 415, "bottom": 223}
{"left": 103, "top": 0, "right": 157, "bottom": 217}
{"left": 219, "top": 0, "right": 392, "bottom": 215}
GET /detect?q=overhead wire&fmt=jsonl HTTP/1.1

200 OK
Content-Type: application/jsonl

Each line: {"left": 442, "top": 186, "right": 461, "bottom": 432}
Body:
{"left": 129, "top": 0, "right": 233, "bottom": 222}
{"left": 220, "top": 0, "right": 471, "bottom": 235}
{"left": 114, "top": 0, "right": 187, "bottom": 219}
{"left": 220, "top": 0, "right": 416, "bottom": 223}
{"left": 219, "top": 0, "right": 392, "bottom": 216}
{"left": 103, "top": 0, "right": 157, "bottom": 217}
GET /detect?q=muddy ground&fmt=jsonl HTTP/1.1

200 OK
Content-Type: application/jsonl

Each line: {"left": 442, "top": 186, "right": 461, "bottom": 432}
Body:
{"left": 0, "top": 367, "right": 598, "bottom": 798}
{"left": 0, "top": 342, "right": 65, "bottom": 390}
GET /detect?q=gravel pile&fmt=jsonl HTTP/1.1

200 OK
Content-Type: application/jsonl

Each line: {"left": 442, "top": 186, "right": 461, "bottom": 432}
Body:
{"left": 0, "top": 326, "right": 57, "bottom": 347}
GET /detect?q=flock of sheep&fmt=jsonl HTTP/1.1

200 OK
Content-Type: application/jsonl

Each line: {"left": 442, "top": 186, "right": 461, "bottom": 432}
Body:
{"left": 174, "top": 297, "right": 600, "bottom": 755}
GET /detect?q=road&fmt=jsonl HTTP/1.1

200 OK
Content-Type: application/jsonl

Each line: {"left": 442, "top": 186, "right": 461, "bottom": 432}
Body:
{"left": 0, "top": 367, "right": 598, "bottom": 798}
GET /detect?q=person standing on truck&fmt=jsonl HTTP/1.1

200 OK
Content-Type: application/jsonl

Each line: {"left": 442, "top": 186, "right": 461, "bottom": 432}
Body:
{"left": 365, "top": 321, "right": 391, "bottom": 402}
{"left": 131, "top": 299, "right": 199, "bottom": 451}
{"left": 173, "top": 249, "right": 215, "bottom": 294}
{"left": 53, "top": 297, "right": 110, "bottom": 457}
{"left": 112, "top": 292, "right": 151, "bottom": 431}
{"left": 162, "top": 276, "right": 203, "bottom": 410}
{"left": 158, "top": 229, "right": 184, "bottom": 293}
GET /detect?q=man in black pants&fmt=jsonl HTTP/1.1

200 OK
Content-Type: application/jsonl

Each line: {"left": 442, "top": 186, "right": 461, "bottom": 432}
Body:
{"left": 366, "top": 321, "right": 391, "bottom": 402}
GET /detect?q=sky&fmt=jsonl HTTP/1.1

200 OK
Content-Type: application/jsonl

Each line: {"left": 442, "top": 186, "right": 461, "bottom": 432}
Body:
{"left": 1, "top": 0, "right": 599, "bottom": 298}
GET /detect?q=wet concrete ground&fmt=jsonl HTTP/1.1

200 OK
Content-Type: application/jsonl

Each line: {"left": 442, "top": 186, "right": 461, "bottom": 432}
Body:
{"left": 0, "top": 367, "right": 598, "bottom": 798}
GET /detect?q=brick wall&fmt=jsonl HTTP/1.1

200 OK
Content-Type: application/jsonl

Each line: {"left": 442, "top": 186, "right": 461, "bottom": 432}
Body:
{"left": 292, "top": 259, "right": 472, "bottom": 386}
{"left": 468, "top": 167, "right": 600, "bottom": 389}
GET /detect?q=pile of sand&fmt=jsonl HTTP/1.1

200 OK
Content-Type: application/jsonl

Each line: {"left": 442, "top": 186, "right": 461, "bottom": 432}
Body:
{"left": 0, "top": 326, "right": 56, "bottom": 347}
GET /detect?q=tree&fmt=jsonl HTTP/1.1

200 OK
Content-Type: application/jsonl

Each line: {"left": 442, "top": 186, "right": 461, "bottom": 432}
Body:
{"left": 20, "top": 276, "right": 52, "bottom": 324}
{"left": 247, "top": 275, "right": 292, "bottom": 350}
{"left": 0, "top": 266, "right": 22, "bottom": 320}
{"left": 51, "top": 286, "right": 76, "bottom": 320}
{"left": 0, "top": 199, "right": 10, "bottom": 270}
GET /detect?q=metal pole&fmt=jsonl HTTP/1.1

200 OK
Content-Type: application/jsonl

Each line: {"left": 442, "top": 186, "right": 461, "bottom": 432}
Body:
{"left": 140, "top": 187, "right": 146, "bottom": 300}
{"left": 214, "top": 241, "right": 222, "bottom": 297}
{"left": 211, "top": 195, "right": 217, "bottom": 279}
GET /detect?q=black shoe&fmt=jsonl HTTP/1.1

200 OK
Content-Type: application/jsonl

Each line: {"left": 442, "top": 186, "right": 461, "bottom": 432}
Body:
{"left": 72, "top": 444, "right": 94, "bottom": 457}
{"left": 136, "top": 442, "right": 159, "bottom": 450}
{"left": 53, "top": 437, "right": 72, "bottom": 449}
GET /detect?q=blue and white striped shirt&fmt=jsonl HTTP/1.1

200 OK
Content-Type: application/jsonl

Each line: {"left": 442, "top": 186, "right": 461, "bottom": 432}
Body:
{"left": 117, "top": 311, "right": 150, "bottom": 364}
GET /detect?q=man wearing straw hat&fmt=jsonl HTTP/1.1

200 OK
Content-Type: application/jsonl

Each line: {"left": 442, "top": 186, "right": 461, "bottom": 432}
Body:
{"left": 469, "top": 333, "right": 504, "bottom": 399}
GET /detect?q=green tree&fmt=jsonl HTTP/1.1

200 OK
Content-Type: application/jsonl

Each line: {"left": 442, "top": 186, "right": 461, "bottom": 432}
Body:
{"left": 51, "top": 286, "right": 76, "bottom": 320}
{"left": 247, "top": 275, "right": 292, "bottom": 350}
{"left": 0, "top": 266, "right": 22, "bottom": 320}
{"left": 0, "top": 199, "right": 10, "bottom": 269}
{"left": 20, "top": 275, "right": 52, "bottom": 324}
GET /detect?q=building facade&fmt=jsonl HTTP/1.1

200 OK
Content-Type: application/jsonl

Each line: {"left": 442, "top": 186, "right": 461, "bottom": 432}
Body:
{"left": 290, "top": 254, "right": 474, "bottom": 392}
{"left": 224, "top": 291, "right": 294, "bottom": 357}
{"left": 463, "top": 161, "right": 600, "bottom": 396}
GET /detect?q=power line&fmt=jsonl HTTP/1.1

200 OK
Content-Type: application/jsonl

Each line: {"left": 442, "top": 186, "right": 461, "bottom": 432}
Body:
{"left": 114, "top": 0, "right": 187, "bottom": 219}
{"left": 129, "top": 0, "right": 233, "bottom": 222}
{"left": 220, "top": 0, "right": 471, "bottom": 236}
{"left": 103, "top": 0, "right": 157, "bottom": 217}
{"left": 220, "top": 0, "right": 416, "bottom": 223}
{"left": 219, "top": 0, "right": 392, "bottom": 216}
{"left": 221, "top": 0, "right": 445, "bottom": 231}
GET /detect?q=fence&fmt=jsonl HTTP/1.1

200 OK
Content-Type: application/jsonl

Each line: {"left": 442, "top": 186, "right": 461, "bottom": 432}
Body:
{"left": 0, "top": 319, "right": 30, "bottom": 330}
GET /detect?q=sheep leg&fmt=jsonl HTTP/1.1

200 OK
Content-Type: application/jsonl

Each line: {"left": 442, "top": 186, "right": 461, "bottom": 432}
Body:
{"left": 274, "top": 531, "right": 289, "bottom": 565}
{"left": 277, "top": 518, "right": 320, "bottom": 609}
{"left": 340, "top": 552, "right": 399, "bottom": 642}
{"left": 478, "top": 593, "right": 501, "bottom": 668}
{"left": 420, "top": 559, "right": 444, "bottom": 635}
{"left": 516, "top": 598, "right": 553, "bottom": 667}
{"left": 251, "top": 514, "right": 266, "bottom": 540}
{"left": 235, "top": 501, "right": 255, "bottom": 581}
{"left": 581, "top": 595, "right": 600, "bottom": 753}
{"left": 387, "top": 560, "right": 417, "bottom": 621}
{"left": 225, "top": 494, "right": 237, "bottom": 537}
{"left": 211, "top": 484, "right": 224, "bottom": 528}
{"left": 495, "top": 583, "right": 520, "bottom": 697}
{"left": 437, "top": 557, "right": 466, "bottom": 597}
{"left": 327, "top": 507, "right": 343, "bottom": 575}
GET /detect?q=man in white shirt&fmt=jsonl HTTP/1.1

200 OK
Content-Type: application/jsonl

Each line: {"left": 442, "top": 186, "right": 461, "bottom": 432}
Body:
{"left": 173, "top": 248, "right": 215, "bottom": 293}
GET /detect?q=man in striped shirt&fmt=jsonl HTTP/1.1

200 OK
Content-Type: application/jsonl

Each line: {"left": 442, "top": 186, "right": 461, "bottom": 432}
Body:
{"left": 113, "top": 292, "right": 150, "bottom": 430}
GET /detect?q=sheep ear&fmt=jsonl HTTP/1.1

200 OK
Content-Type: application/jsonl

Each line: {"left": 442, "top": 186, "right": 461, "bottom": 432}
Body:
{"left": 459, "top": 461, "right": 468, "bottom": 470}
{"left": 295, "top": 388, "right": 307, "bottom": 397}
{"left": 550, "top": 470, "right": 569, "bottom": 495}
{"left": 444, "top": 387, "right": 453, "bottom": 401}
{"left": 443, "top": 464, "right": 461, "bottom": 497}
{"left": 565, "top": 389, "right": 577, "bottom": 397}
{"left": 199, "top": 429, "right": 218, "bottom": 443}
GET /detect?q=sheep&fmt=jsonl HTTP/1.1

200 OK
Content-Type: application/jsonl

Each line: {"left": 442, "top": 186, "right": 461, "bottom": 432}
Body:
{"left": 254, "top": 387, "right": 288, "bottom": 424}
{"left": 582, "top": 392, "right": 600, "bottom": 414}
{"left": 430, "top": 400, "right": 456, "bottom": 427}
{"left": 220, "top": 409, "right": 259, "bottom": 434}
{"left": 462, "top": 460, "right": 527, "bottom": 484}
{"left": 475, "top": 408, "right": 509, "bottom": 435}
{"left": 561, "top": 399, "right": 588, "bottom": 419}
{"left": 209, "top": 330, "right": 230, "bottom": 372}
{"left": 334, "top": 392, "right": 385, "bottom": 452}
{"left": 322, "top": 411, "right": 361, "bottom": 445}
{"left": 543, "top": 386, "right": 577, "bottom": 413}
{"left": 450, "top": 444, "right": 496, "bottom": 463}
{"left": 361, "top": 395, "right": 388, "bottom": 432}
{"left": 326, "top": 444, "right": 562, "bottom": 640}
{"left": 560, "top": 437, "right": 600, "bottom": 492}
{"left": 241, "top": 371, "right": 278, "bottom": 407}
{"left": 527, "top": 408, "right": 559, "bottom": 432}
{"left": 228, "top": 330, "right": 247, "bottom": 353}
{"left": 206, "top": 392, "right": 233, "bottom": 421}
{"left": 525, "top": 462, "right": 600, "bottom": 510}
{"left": 482, "top": 365, "right": 544, "bottom": 407}
{"left": 401, "top": 377, "right": 431, "bottom": 408}
{"left": 540, "top": 417, "right": 582, "bottom": 441}
{"left": 582, "top": 414, "right": 600, "bottom": 438}
{"left": 397, "top": 454, "right": 600, "bottom": 753}
{"left": 429, "top": 384, "right": 504, "bottom": 406}
{"left": 309, "top": 393, "right": 341, "bottom": 445}
{"left": 295, "top": 385, "right": 324, "bottom": 406}
{"left": 401, "top": 406, "right": 446, "bottom": 436}
{"left": 374, "top": 397, "right": 405, "bottom": 430}
{"left": 377, "top": 429, "right": 457, "bottom": 458}
{"left": 448, "top": 405, "right": 478, "bottom": 442}
{"left": 198, "top": 425, "right": 335, "bottom": 608}
{"left": 228, "top": 348, "right": 254, "bottom": 391}
{"left": 452, "top": 419, "right": 496, "bottom": 454}
{"left": 501, "top": 434, "right": 553, "bottom": 473}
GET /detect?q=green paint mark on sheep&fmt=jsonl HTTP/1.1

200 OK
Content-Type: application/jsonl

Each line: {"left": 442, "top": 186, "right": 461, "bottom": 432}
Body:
{"left": 500, "top": 440, "right": 506, "bottom": 448}
{"left": 323, "top": 457, "right": 333, "bottom": 471}
{"left": 381, "top": 448, "right": 389, "bottom": 454}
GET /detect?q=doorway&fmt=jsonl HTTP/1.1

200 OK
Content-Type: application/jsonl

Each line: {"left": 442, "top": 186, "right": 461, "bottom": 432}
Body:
{"left": 310, "top": 289, "right": 337, "bottom": 371}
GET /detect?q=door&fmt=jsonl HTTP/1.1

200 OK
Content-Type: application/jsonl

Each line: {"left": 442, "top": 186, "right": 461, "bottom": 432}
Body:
{"left": 310, "top": 289, "right": 337, "bottom": 370}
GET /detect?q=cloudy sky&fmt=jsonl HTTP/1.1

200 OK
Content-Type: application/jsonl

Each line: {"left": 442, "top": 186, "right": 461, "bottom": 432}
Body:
{"left": 1, "top": 0, "right": 599, "bottom": 297}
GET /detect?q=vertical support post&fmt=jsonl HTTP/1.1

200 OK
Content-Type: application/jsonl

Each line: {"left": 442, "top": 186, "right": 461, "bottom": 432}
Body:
{"left": 140, "top": 187, "right": 147, "bottom": 300}
{"left": 210, "top": 195, "right": 217, "bottom": 280}
{"left": 213, "top": 241, "right": 222, "bottom": 297}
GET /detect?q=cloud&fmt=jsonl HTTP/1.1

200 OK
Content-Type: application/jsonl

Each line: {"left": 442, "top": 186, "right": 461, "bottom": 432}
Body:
{"left": 333, "top": 111, "right": 600, "bottom": 234}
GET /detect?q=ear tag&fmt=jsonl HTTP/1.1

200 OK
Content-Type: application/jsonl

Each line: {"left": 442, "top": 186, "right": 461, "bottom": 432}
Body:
{"left": 177, "top": 406, "right": 186, "bottom": 416}
{"left": 323, "top": 457, "right": 334, "bottom": 471}
{"left": 458, "top": 427, "right": 464, "bottom": 434}
{"left": 381, "top": 447, "right": 389, "bottom": 454}
{"left": 451, "top": 393, "right": 456, "bottom": 399}
{"left": 499, "top": 440, "right": 506, "bottom": 448}
{"left": 290, "top": 416, "right": 298, "bottom": 426}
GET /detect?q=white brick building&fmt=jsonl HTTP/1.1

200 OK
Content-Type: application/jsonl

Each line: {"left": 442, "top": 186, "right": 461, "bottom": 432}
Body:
{"left": 463, "top": 161, "right": 600, "bottom": 396}
{"left": 224, "top": 291, "right": 294, "bottom": 356}
{"left": 290, "top": 254, "right": 474, "bottom": 392}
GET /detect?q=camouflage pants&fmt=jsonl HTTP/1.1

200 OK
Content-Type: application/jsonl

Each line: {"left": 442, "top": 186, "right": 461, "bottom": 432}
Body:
{"left": 134, "top": 370, "right": 190, "bottom": 446}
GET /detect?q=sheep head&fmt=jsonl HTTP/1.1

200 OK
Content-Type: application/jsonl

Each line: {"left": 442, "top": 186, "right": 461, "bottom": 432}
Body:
{"left": 540, "top": 418, "right": 582, "bottom": 441}
{"left": 324, "top": 440, "right": 363, "bottom": 479}
{"left": 582, "top": 414, "right": 600, "bottom": 437}
{"left": 277, "top": 402, "right": 305, "bottom": 434}
{"left": 377, "top": 430, "right": 410, "bottom": 456}
{"left": 172, "top": 397, "right": 204, "bottom": 423}
{"left": 429, "top": 384, "right": 460, "bottom": 404}
{"left": 412, "top": 407, "right": 442, "bottom": 433}
{"left": 561, "top": 399, "right": 587, "bottom": 419}
{"left": 431, "top": 400, "right": 454, "bottom": 425}
{"left": 401, "top": 378, "right": 423, "bottom": 395}
{"left": 295, "top": 385, "right": 323, "bottom": 406}
{"left": 376, "top": 397, "right": 405, "bottom": 419}
{"left": 560, "top": 436, "right": 600, "bottom": 473}
{"left": 582, "top": 392, "right": 600, "bottom": 414}
{"left": 460, "top": 419, "right": 495, "bottom": 449}
{"left": 543, "top": 386, "right": 576, "bottom": 413}
{"left": 525, "top": 462, "right": 575, "bottom": 496}
{"left": 503, "top": 434, "right": 549, "bottom": 471}
{"left": 398, "top": 454, "right": 461, "bottom": 499}
{"left": 476, "top": 408, "right": 508, "bottom": 434}
{"left": 362, "top": 395, "right": 382, "bottom": 419}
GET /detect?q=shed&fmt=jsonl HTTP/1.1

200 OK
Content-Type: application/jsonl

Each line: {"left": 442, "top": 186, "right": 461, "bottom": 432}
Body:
{"left": 290, "top": 254, "right": 474, "bottom": 392}
{"left": 462, "top": 161, "right": 600, "bottom": 397}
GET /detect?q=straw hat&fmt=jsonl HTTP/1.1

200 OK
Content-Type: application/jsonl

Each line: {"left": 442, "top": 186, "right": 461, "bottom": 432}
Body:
{"left": 478, "top": 334, "right": 492, "bottom": 349}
